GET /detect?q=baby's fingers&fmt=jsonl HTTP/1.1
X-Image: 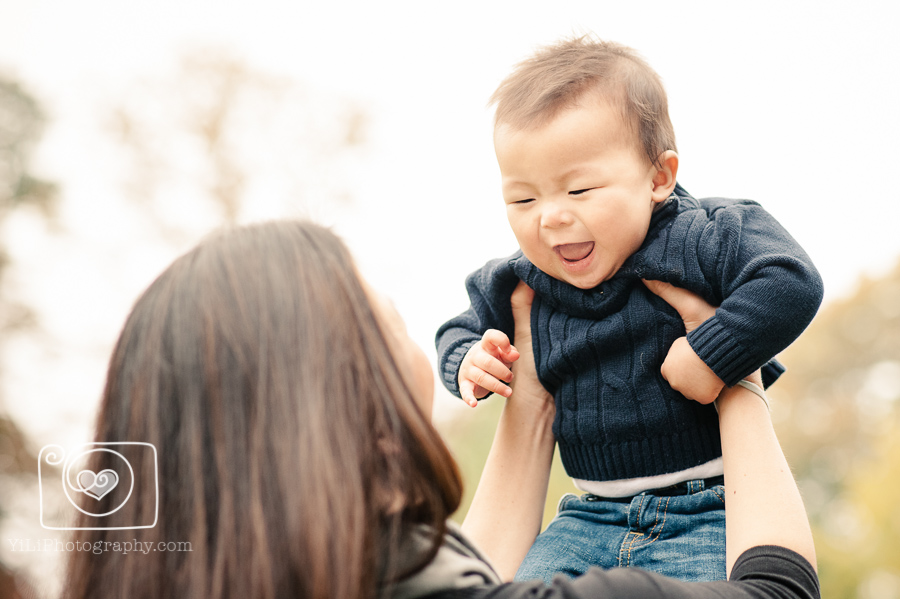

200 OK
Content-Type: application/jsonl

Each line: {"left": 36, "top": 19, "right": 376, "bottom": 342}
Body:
{"left": 474, "top": 368, "right": 512, "bottom": 398}
{"left": 459, "top": 379, "right": 480, "bottom": 408}
{"left": 479, "top": 329, "right": 519, "bottom": 368}
{"left": 472, "top": 349, "right": 515, "bottom": 385}
{"left": 463, "top": 362, "right": 512, "bottom": 398}
{"left": 482, "top": 329, "right": 517, "bottom": 357}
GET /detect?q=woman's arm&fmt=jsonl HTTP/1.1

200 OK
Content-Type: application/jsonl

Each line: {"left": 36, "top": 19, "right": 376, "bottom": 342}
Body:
{"left": 643, "top": 279, "right": 816, "bottom": 575}
{"left": 461, "top": 282, "right": 556, "bottom": 581}
{"left": 718, "top": 382, "right": 817, "bottom": 574}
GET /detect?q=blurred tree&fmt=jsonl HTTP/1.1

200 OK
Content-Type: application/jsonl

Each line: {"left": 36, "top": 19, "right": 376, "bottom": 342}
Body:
{"left": 106, "top": 49, "right": 367, "bottom": 239}
{"left": 774, "top": 264, "right": 900, "bottom": 598}
{"left": 0, "top": 77, "right": 57, "bottom": 335}
{"left": 0, "top": 75, "right": 57, "bottom": 599}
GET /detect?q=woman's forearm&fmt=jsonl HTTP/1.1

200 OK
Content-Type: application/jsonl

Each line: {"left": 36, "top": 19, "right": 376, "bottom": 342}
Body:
{"left": 718, "top": 383, "right": 817, "bottom": 575}
{"left": 462, "top": 282, "right": 557, "bottom": 581}
{"left": 461, "top": 380, "right": 556, "bottom": 581}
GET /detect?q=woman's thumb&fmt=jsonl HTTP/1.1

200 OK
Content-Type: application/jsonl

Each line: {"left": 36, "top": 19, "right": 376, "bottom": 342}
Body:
{"left": 641, "top": 279, "right": 716, "bottom": 334}
{"left": 510, "top": 281, "right": 534, "bottom": 315}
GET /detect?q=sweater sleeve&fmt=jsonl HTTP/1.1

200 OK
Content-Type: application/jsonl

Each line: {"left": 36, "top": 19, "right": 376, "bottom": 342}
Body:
{"left": 685, "top": 199, "right": 824, "bottom": 386}
{"left": 435, "top": 255, "right": 521, "bottom": 398}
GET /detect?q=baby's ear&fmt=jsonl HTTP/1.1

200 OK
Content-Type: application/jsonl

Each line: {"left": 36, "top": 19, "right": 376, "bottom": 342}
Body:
{"left": 650, "top": 151, "right": 679, "bottom": 203}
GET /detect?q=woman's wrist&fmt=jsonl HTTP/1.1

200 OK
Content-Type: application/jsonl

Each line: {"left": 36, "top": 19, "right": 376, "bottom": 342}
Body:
{"left": 505, "top": 384, "right": 555, "bottom": 442}
{"left": 717, "top": 380, "right": 770, "bottom": 418}
{"left": 507, "top": 364, "right": 554, "bottom": 422}
{"left": 734, "top": 380, "right": 769, "bottom": 411}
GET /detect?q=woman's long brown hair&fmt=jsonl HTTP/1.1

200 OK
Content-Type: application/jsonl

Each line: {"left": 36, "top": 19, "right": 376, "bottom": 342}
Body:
{"left": 64, "top": 221, "right": 462, "bottom": 599}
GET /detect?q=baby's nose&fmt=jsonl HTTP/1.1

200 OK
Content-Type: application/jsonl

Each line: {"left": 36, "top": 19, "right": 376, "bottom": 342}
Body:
{"left": 540, "top": 202, "right": 573, "bottom": 228}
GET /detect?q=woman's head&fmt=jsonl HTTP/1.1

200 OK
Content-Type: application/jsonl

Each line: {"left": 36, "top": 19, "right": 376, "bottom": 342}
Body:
{"left": 66, "top": 221, "right": 461, "bottom": 599}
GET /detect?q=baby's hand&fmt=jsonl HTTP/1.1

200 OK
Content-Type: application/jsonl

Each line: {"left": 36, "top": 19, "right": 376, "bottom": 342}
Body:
{"left": 660, "top": 337, "right": 724, "bottom": 404}
{"left": 458, "top": 330, "right": 520, "bottom": 407}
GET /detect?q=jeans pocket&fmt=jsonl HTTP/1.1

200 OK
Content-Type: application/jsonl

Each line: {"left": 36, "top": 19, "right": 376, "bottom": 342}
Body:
{"left": 706, "top": 484, "right": 726, "bottom": 505}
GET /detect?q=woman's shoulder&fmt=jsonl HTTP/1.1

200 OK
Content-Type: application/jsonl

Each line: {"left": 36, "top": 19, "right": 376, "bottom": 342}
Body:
{"left": 383, "top": 522, "right": 501, "bottom": 599}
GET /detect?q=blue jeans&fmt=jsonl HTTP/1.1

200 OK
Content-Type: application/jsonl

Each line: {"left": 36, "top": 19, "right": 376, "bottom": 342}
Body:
{"left": 514, "top": 476, "right": 727, "bottom": 584}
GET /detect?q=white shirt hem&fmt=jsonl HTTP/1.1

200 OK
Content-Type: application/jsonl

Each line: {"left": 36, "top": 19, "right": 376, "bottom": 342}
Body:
{"left": 573, "top": 457, "right": 724, "bottom": 498}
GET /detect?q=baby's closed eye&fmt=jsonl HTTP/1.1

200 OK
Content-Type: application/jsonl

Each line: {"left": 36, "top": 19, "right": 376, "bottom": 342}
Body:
{"left": 569, "top": 188, "right": 598, "bottom": 195}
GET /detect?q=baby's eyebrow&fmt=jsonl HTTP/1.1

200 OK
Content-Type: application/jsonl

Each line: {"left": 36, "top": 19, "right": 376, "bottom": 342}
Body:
{"left": 501, "top": 178, "right": 534, "bottom": 189}
{"left": 559, "top": 165, "right": 598, "bottom": 180}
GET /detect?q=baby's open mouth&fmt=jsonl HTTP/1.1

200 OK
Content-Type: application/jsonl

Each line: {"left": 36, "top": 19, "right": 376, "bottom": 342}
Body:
{"left": 555, "top": 242, "right": 595, "bottom": 262}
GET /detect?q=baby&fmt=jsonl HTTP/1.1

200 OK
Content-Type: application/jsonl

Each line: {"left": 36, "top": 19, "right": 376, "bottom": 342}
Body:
{"left": 435, "top": 36, "right": 823, "bottom": 584}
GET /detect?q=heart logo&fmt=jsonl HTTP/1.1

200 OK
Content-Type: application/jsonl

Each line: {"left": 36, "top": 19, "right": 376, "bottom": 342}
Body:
{"left": 76, "top": 469, "right": 119, "bottom": 501}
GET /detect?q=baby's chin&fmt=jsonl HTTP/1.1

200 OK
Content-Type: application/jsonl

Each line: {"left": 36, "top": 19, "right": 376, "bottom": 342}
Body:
{"left": 560, "top": 274, "right": 607, "bottom": 290}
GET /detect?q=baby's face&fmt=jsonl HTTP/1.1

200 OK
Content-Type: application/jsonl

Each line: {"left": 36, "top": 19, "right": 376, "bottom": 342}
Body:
{"left": 495, "top": 97, "right": 665, "bottom": 289}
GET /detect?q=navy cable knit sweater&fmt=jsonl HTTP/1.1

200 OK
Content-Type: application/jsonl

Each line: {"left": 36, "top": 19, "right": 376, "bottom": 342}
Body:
{"left": 436, "top": 185, "right": 823, "bottom": 482}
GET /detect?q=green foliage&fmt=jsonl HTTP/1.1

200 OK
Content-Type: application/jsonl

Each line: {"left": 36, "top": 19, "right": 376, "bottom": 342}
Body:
{"left": 438, "top": 395, "right": 579, "bottom": 530}
{"left": 813, "top": 421, "right": 900, "bottom": 598}
{"left": 0, "top": 77, "right": 57, "bottom": 218}
{"left": 775, "top": 262, "right": 900, "bottom": 597}
{"left": 0, "top": 73, "right": 57, "bottom": 438}
{"left": 0, "top": 76, "right": 57, "bottom": 337}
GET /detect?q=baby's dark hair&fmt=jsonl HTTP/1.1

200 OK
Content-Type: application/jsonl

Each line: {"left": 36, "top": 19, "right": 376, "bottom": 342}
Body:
{"left": 490, "top": 34, "right": 677, "bottom": 167}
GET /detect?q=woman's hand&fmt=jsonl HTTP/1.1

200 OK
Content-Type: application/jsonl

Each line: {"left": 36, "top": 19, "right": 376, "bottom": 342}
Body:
{"left": 508, "top": 281, "right": 552, "bottom": 410}
{"left": 461, "top": 281, "right": 555, "bottom": 581}
{"left": 643, "top": 279, "right": 763, "bottom": 389}
{"left": 642, "top": 279, "right": 728, "bottom": 402}
{"left": 642, "top": 279, "right": 716, "bottom": 332}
